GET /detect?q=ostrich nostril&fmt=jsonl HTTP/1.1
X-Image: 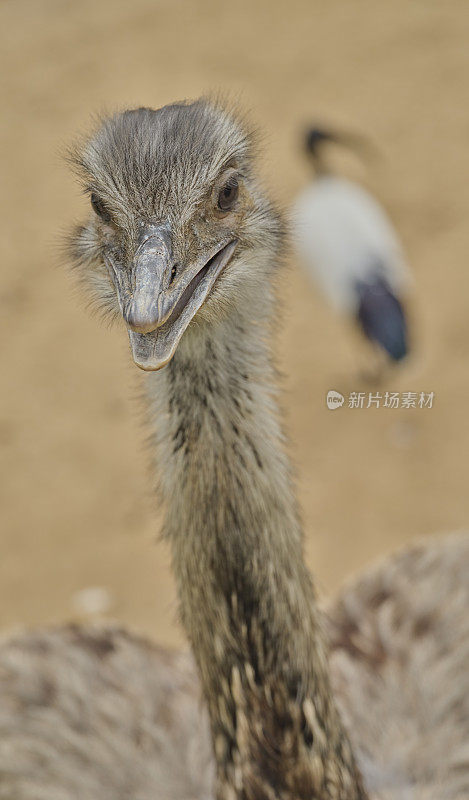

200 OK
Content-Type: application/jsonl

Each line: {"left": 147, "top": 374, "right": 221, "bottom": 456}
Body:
{"left": 169, "top": 264, "right": 179, "bottom": 285}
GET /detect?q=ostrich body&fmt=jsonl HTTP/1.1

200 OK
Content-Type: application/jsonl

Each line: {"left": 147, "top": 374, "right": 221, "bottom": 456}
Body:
{"left": 0, "top": 102, "right": 467, "bottom": 800}
{"left": 2, "top": 534, "right": 468, "bottom": 799}
{"left": 292, "top": 128, "right": 409, "bottom": 363}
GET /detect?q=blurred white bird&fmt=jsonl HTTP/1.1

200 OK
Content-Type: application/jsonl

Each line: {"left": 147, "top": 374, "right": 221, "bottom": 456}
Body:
{"left": 292, "top": 127, "right": 410, "bottom": 363}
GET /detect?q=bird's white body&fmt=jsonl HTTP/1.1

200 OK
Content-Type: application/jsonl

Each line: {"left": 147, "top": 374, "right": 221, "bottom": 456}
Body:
{"left": 292, "top": 176, "right": 408, "bottom": 313}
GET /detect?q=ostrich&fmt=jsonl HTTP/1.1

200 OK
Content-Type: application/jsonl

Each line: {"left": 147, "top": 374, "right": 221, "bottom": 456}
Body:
{"left": 292, "top": 127, "right": 410, "bottom": 365}
{"left": 0, "top": 100, "right": 468, "bottom": 800}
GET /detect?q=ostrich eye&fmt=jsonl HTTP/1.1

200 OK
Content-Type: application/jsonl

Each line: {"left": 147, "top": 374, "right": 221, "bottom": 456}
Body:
{"left": 90, "top": 193, "right": 112, "bottom": 224}
{"left": 217, "top": 178, "right": 239, "bottom": 212}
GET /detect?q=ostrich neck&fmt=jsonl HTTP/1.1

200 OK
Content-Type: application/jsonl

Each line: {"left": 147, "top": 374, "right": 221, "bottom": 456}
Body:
{"left": 146, "top": 307, "right": 366, "bottom": 800}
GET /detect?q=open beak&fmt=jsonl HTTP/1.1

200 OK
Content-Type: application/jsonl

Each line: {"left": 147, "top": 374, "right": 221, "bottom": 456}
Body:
{"left": 104, "top": 225, "right": 237, "bottom": 370}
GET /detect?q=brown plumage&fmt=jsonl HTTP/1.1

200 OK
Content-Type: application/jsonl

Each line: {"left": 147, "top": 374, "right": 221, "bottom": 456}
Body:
{"left": 0, "top": 100, "right": 467, "bottom": 800}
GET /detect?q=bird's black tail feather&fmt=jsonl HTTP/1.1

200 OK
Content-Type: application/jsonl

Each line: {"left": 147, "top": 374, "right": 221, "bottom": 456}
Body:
{"left": 356, "top": 276, "right": 408, "bottom": 361}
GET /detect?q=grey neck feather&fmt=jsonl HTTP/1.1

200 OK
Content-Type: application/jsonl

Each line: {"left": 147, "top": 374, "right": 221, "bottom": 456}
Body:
{"left": 145, "top": 291, "right": 367, "bottom": 800}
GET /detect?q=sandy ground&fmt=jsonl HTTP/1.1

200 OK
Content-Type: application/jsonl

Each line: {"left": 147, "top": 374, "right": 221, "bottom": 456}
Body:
{"left": 1, "top": 0, "right": 469, "bottom": 647}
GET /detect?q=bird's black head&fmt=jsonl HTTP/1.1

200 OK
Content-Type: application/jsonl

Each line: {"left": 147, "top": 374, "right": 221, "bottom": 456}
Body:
{"left": 305, "top": 127, "right": 337, "bottom": 158}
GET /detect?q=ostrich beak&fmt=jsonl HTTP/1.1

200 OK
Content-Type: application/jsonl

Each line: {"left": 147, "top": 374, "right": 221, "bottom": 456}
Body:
{"left": 104, "top": 226, "right": 237, "bottom": 370}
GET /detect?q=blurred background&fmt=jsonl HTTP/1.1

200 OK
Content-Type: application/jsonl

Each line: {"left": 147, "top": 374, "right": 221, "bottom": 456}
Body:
{"left": 1, "top": 0, "right": 469, "bottom": 647}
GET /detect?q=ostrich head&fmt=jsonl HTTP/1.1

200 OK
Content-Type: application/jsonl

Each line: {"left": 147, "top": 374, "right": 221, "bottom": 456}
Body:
{"left": 69, "top": 100, "right": 282, "bottom": 370}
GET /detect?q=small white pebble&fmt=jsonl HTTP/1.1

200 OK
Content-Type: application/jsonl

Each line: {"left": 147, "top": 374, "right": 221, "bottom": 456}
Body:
{"left": 72, "top": 586, "right": 114, "bottom": 617}
{"left": 388, "top": 420, "right": 417, "bottom": 449}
